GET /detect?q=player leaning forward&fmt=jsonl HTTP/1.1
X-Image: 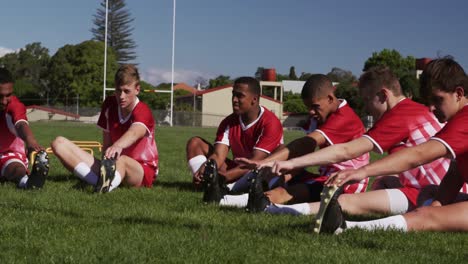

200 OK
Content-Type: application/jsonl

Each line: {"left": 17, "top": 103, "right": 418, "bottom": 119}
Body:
{"left": 0, "top": 67, "right": 49, "bottom": 189}
{"left": 52, "top": 65, "right": 159, "bottom": 192}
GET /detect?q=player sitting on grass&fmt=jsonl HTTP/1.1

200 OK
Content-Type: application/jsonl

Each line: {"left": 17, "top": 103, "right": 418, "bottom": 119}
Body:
{"left": 229, "top": 74, "right": 369, "bottom": 212}
{"left": 51, "top": 64, "right": 159, "bottom": 193}
{"left": 254, "top": 67, "right": 450, "bottom": 216}
{"left": 315, "top": 57, "right": 468, "bottom": 234}
{"left": 0, "top": 67, "right": 49, "bottom": 189}
{"left": 186, "top": 77, "right": 283, "bottom": 203}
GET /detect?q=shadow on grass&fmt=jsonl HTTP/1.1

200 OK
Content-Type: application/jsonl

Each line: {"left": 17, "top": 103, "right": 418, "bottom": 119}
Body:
{"left": 156, "top": 181, "right": 198, "bottom": 192}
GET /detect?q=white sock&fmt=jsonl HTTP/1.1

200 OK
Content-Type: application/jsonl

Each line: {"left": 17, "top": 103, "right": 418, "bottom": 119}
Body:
{"left": 73, "top": 162, "right": 98, "bottom": 185}
{"left": 346, "top": 215, "right": 408, "bottom": 232}
{"left": 188, "top": 155, "right": 207, "bottom": 175}
{"left": 265, "top": 203, "right": 312, "bottom": 215}
{"left": 18, "top": 175, "right": 29, "bottom": 188}
{"left": 219, "top": 193, "right": 249, "bottom": 208}
{"left": 108, "top": 171, "right": 122, "bottom": 192}
{"left": 385, "top": 189, "right": 409, "bottom": 214}
{"left": 227, "top": 171, "right": 254, "bottom": 193}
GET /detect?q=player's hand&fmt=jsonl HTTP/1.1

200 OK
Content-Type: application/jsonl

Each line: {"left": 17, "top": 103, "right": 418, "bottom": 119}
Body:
{"left": 193, "top": 163, "right": 206, "bottom": 185}
{"left": 270, "top": 160, "right": 294, "bottom": 175}
{"left": 27, "top": 141, "right": 44, "bottom": 153}
{"left": 325, "top": 168, "right": 367, "bottom": 187}
{"left": 104, "top": 145, "right": 123, "bottom": 159}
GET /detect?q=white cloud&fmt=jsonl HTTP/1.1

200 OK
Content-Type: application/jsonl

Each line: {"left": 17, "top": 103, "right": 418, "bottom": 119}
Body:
{"left": 0, "top": 46, "right": 15, "bottom": 58}
{"left": 142, "top": 67, "right": 216, "bottom": 86}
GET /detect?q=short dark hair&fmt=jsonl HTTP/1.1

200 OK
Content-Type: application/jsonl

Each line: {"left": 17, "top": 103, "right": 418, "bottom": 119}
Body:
{"left": 115, "top": 64, "right": 140, "bottom": 87}
{"left": 0, "top": 67, "right": 14, "bottom": 84}
{"left": 420, "top": 57, "right": 468, "bottom": 100}
{"left": 301, "top": 74, "right": 334, "bottom": 99}
{"left": 234, "top": 76, "right": 260, "bottom": 95}
{"left": 359, "top": 66, "right": 401, "bottom": 96}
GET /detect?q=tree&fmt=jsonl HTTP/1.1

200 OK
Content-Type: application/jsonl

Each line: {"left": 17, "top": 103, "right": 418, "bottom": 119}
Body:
{"left": 91, "top": 0, "right": 137, "bottom": 64}
{"left": 326, "top": 67, "right": 356, "bottom": 83}
{"left": 288, "top": 66, "right": 298, "bottom": 80}
{"left": 363, "top": 49, "right": 416, "bottom": 78}
{"left": 299, "top": 72, "right": 313, "bottom": 81}
{"left": 254, "top": 67, "right": 265, "bottom": 80}
{"left": 399, "top": 74, "right": 419, "bottom": 100}
{"left": 48, "top": 40, "right": 119, "bottom": 106}
{"left": 0, "top": 42, "right": 50, "bottom": 104}
{"left": 283, "top": 92, "right": 307, "bottom": 113}
{"left": 208, "top": 75, "right": 231, "bottom": 88}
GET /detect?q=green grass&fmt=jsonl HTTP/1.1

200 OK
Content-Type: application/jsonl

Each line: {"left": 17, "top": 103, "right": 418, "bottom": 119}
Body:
{"left": 0, "top": 122, "right": 466, "bottom": 263}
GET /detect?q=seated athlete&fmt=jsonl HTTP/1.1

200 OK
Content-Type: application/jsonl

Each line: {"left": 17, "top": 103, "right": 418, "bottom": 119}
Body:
{"left": 315, "top": 57, "right": 468, "bottom": 234}
{"left": 0, "top": 67, "right": 49, "bottom": 189}
{"left": 186, "top": 77, "right": 283, "bottom": 203}
{"left": 51, "top": 64, "right": 159, "bottom": 192}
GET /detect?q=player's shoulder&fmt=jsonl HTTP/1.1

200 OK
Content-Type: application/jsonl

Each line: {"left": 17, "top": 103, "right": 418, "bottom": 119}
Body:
{"left": 7, "top": 96, "right": 26, "bottom": 111}
{"left": 260, "top": 106, "right": 280, "bottom": 123}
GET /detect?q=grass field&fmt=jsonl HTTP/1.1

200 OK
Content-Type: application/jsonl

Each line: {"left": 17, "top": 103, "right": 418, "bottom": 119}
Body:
{"left": 0, "top": 122, "right": 466, "bottom": 263}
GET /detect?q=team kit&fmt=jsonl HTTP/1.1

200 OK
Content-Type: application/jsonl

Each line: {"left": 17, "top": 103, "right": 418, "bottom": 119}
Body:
{"left": 2, "top": 58, "right": 468, "bottom": 234}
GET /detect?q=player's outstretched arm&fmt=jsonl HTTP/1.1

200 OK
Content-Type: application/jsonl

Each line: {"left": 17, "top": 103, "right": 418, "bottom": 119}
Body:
{"left": 104, "top": 123, "right": 147, "bottom": 159}
{"left": 235, "top": 131, "right": 325, "bottom": 170}
{"left": 327, "top": 140, "right": 448, "bottom": 187}
{"left": 275, "top": 137, "right": 374, "bottom": 173}
{"left": 15, "top": 121, "right": 43, "bottom": 152}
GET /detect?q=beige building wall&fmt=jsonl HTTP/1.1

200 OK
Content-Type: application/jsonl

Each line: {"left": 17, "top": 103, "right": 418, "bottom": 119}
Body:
{"left": 26, "top": 109, "right": 79, "bottom": 121}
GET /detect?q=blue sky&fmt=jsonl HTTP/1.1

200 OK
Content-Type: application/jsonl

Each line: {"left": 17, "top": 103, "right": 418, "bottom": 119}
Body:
{"left": 1, "top": 0, "right": 467, "bottom": 86}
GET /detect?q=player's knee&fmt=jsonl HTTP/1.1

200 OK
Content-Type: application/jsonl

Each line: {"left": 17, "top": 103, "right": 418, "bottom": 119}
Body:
{"left": 51, "top": 136, "right": 68, "bottom": 153}
{"left": 337, "top": 194, "right": 355, "bottom": 212}
{"left": 186, "top": 136, "right": 204, "bottom": 150}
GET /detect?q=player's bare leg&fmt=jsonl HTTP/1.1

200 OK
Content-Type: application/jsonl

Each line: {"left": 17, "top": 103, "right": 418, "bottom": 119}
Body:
{"left": 115, "top": 155, "right": 144, "bottom": 187}
{"left": 51, "top": 136, "right": 100, "bottom": 186}
{"left": 404, "top": 201, "right": 468, "bottom": 231}
{"left": 51, "top": 136, "right": 100, "bottom": 173}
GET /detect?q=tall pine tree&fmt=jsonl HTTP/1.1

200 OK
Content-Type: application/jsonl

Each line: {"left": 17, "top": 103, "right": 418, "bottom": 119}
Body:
{"left": 91, "top": 0, "right": 137, "bottom": 64}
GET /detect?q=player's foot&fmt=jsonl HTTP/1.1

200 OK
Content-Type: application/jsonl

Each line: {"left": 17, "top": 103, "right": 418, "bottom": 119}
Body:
{"left": 95, "top": 158, "right": 116, "bottom": 193}
{"left": 26, "top": 150, "right": 49, "bottom": 189}
{"left": 313, "top": 185, "right": 346, "bottom": 234}
{"left": 202, "top": 159, "right": 227, "bottom": 203}
{"left": 246, "top": 168, "right": 270, "bottom": 213}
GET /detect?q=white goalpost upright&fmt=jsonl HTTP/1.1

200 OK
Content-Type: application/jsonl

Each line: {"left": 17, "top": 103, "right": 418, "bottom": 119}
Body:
{"left": 102, "top": 0, "right": 176, "bottom": 127}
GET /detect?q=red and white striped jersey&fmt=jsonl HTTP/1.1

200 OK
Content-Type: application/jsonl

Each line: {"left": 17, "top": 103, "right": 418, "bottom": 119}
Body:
{"left": 364, "top": 98, "right": 450, "bottom": 189}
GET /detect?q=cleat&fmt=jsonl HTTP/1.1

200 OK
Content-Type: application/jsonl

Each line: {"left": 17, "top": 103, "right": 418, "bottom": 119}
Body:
{"left": 202, "top": 159, "right": 227, "bottom": 203}
{"left": 95, "top": 158, "right": 116, "bottom": 193}
{"left": 313, "top": 185, "right": 347, "bottom": 235}
{"left": 246, "top": 168, "right": 271, "bottom": 213}
{"left": 26, "top": 150, "right": 49, "bottom": 189}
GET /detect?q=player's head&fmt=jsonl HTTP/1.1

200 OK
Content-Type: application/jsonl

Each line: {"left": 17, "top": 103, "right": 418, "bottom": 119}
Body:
{"left": 232, "top": 77, "right": 261, "bottom": 115}
{"left": 359, "top": 66, "right": 401, "bottom": 120}
{"left": 420, "top": 57, "right": 468, "bottom": 122}
{"left": 114, "top": 64, "right": 141, "bottom": 111}
{"left": 301, "top": 74, "right": 337, "bottom": 125}
{"left": 0, "top": 68, "right": 14, "bottom": 111}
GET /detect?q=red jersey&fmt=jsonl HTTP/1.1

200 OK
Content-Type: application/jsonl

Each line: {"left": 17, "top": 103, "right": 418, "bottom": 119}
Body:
{"left": 97, "top": 96, "right": 159, "bottom": 171}
{"left": 432, "top": 105, "right": 468, "bottom": 192}
{"left": 363, "top": 98, "right": 449, "bottom": 189}
{"left": 310, "top": 100, "right": 369, "bottom": 193}
{"left": 215, "top": 106, "right": 283, "bottom": 159}
{"left": 0, "top": 96, "right": 27, "bottom": 155}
